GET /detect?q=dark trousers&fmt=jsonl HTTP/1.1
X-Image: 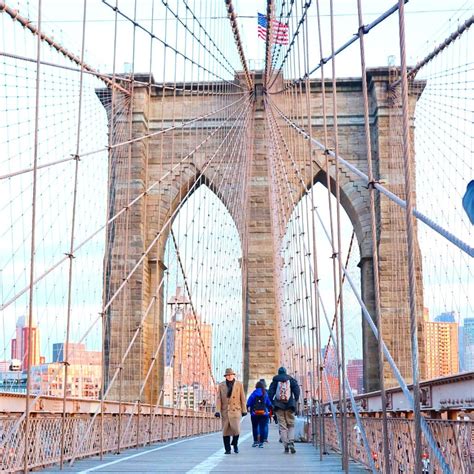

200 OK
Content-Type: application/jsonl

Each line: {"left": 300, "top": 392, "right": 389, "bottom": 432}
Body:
{"left": 223, "top": 435, "right": 239, "bottom": 451}
{"left": 262, "top": 416, "right": 269, "bottom": 441}
{"left": 251, "top": 415, "right": 268, "bottom": 442}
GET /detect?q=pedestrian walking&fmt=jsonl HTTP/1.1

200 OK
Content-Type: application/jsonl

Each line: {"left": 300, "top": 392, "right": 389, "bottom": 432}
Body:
{"left": 247, "top": 381, "right": 272, "bottom": 448}
{"left": 268, "top": 366, "right": 300, "bottom": 454}
{"left": 258, "top": 378, "right": 271, "bottom": 443}
{"left": 215, "top": 368, "right": 247, "bottom": 454}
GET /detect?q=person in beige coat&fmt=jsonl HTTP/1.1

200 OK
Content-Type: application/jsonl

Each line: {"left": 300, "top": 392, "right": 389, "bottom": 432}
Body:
{"left": 215, "top": 368, "right": 247, "bottom": 454}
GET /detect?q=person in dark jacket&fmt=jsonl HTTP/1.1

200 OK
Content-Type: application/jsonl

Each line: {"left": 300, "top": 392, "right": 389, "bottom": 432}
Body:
{"left": 268, "top": 366, "right": 300, "bottom": 453}
{"left": 246, "top": 381, "right": 272, "bottom": 448}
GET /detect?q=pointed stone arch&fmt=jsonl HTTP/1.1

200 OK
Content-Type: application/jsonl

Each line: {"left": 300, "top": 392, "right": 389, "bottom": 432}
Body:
{"left": 101, "top": 68, "right": 426, "bottom": 402}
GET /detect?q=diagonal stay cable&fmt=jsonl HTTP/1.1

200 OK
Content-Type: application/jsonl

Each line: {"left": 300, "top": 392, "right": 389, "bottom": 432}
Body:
{"left": 161, "top": 0, "right": 236, "bottom": 78}
{"left": 0, "top": 94, "right": 250, "bottom": 311}
{"left": 101, "top": 0, "right": 244, "bottom": 90}
{"left": 390, "top": 14, "right": 474, "bottom": 88}
{"left": 269, "top": 0, "right": 410, "bottom": 94}
{"left": 267, "top": 0, "right": 312, "bottom": 90}
{"left": 117, "top": 102, "right": 253, "bottom": 446}
{"left": 3, "top": 96, "right": 254, "bottom": 456}
{"left": 0, "top": 0, "right": 129, "bottom": 94}
{"left": 269, "top": 100, "right": 474, "bottom": 257}
{"left": 267, "top": 97, "right": 451, "bottom": 473}
{"left": 101, "top": 99, "right": 252, "bottom": 316}
{"left": 269, "top": 0, "right": 295, "bottom": 76}
{"left": 265, "top": 106, "right": 376, "bottom": 472}
{"left": 69, "top": 95, "right": 253, "bottom": 463}
{"left": 225, "top": 0, "right": 253, "bottom": 90}
{"left": 0, "top": 93, "right": 247, "bottom": 180}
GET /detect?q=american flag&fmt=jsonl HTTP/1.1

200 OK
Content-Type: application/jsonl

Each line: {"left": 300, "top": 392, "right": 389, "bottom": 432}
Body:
{"left": 257, "top": 12, "right": 289, "bottom": 45}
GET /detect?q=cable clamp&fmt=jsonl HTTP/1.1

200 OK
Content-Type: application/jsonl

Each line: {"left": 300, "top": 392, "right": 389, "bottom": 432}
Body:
{"left": 71, "top": 153, "right": 81, "bottom": 161}
{"left": 331, "top": 252, "right": 338, "bottom": 259}
{"left": 62, "top": 361, "right": 70, "bottom": 367}
{"left": 65, "top": 252, "right": 75, "bottom": 259}
{"left": 367, "top": 180, "right": 379, "bottom": 190}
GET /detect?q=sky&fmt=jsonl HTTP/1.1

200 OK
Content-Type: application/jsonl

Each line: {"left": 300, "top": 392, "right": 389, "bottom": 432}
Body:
{"left": 0, "top": 0, "right": 472, "bottom": 373}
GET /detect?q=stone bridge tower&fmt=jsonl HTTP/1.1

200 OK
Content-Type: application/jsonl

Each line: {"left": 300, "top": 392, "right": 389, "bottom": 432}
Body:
{"left": 99, "top": 67, "right": 425, "bottom": 402}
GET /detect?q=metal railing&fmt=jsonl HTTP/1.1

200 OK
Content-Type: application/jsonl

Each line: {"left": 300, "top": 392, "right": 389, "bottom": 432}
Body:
{"left": 0, "top": 410, "right": 219, "bottom": 472}
{"left": 320, "top": 416, "right": 473, "bottom": 473}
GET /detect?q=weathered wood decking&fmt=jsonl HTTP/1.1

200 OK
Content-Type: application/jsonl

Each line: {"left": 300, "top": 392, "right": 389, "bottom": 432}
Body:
{"left": 44, "top": 418, "right": 368, "bottom": 473}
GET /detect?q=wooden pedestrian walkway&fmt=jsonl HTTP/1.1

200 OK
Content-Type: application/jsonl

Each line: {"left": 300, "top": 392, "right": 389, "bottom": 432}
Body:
{"left": 44, "top": 418, "right": 368, "bottom": 473}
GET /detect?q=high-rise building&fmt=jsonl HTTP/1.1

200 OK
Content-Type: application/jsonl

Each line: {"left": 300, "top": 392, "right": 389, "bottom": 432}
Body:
{"left": 459, "top": 325, "right": 464, "bottom": 372}
{"left": 10, "top": 316, "right": 41, "bottom": 370}
{"left": 165, "top": 289, "right": 213, "bottom": 392}
{"left": 321, "top": 344, "right": 338, "bottom": 377}
{"left": 347, "top": 359, "right": 363, "bottom": 394}
{"left": 320, "top": 345, "right": 340, "bottom": 402}
{"left": 463, "top": 318, "right": 474, "bottom": 372}
{"left": 424, "top": 315, "right": 459, "bottom": 379}
{"left": 321, "top": 374, "right": 340, "bottom": 403}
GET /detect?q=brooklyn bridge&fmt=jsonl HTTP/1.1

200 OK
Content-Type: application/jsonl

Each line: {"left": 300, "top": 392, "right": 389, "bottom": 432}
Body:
{"left": 0, "top": 0, "right": 473, "bottom": 472}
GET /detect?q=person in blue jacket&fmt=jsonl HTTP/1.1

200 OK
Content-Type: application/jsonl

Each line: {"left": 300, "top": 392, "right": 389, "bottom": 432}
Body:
{"left": 246, "top": 381, "right": 272, "bottom": 448}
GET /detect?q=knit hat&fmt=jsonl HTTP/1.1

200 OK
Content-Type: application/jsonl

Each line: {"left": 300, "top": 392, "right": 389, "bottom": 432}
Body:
{"left": 224, "top": 368, "right": 235, "bottom": 376}
{"left": 278, "top": 367, "right": 287, "bottom": 375}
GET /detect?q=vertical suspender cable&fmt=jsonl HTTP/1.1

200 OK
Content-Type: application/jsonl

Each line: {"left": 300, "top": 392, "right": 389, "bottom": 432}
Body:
{"left": 60, "top": 0, "right": 88, "bottom": 468}
{"left": 356, "top": 0, "right": 391, "bottom": 471}
{"left": 117, "top": 0, "right": 137, "bottom": 454}
{"left": 145, "top": 0, "right": 156, "bottom": 448}
{"left": 397, "top": 1, "right": 423, "bottom": 472}
{"left": 328, "top": 0, "right": 348, "bottom": 469}
{"left": 23, "top": 1, "right": 42, "bottom": 472}
{"left": 100, "top": 0, "right": 120, "bottom": 460}
{"left": 264, "top": 0, "right": 274, "bottom": 88}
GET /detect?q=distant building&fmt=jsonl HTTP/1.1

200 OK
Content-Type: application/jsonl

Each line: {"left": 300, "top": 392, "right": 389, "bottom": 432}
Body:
{"left": 424, "top": 316, "right": 459, "bottom": 379}
{"left": 321, "top": 374, "right": 340, "bottom": 403}
{"left": 347, "top": 359, "right": 363, "bottom": 394}
{"left": 0, "top": 370, "right": 27, "bottom": 393}
{"left": 11, "top": 316, "right": 41, "bottom": 370}
{"left": 163, "top": 366, "right": 174, "bottom": 407}
{"left": 52, "top": 342, "right": 101, "bottom": 365}
{"left": 463, "top": 318, "right": 474, "bottom": 372}
{"left": 459, "top": 326, "right": 464, "bottom": 371}
{"left": 166, "top": 289, "right": 212, "bottom": 389}
{"left": 321, "top": 345, "right": 340, "bottom": 402}
{"left": 164, "top": 288, "right": 213, "bottom": 408}
{"left": 30, "top": 362, "right": 101, "bottom": 398}
{"left": 434, "top": 311, "right": 456, "bottom": 323}
{"left": 321, "top": 345, "right": 338, "bottom": 377}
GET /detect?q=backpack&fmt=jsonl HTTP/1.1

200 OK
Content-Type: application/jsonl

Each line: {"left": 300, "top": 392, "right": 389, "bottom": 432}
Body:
{"left": 253, "top": 394, "right": 266, "bottom": 415}
{"left": 275, "top": 380, "right": 291, "bottom": 403}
